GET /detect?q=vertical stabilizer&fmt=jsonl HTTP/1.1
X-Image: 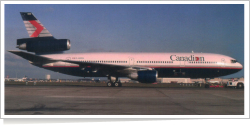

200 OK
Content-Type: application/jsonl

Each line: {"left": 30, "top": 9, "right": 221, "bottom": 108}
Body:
{"left": 20, "top": 12, "right": 53, "bottom": 37}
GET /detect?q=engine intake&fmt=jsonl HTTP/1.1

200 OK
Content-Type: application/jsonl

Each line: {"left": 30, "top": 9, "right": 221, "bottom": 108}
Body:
{"left": 128, "top": 70, "right": 158, "bottom": 83}
{"left": 17, "top": 37, "right": 70, "bottom": 53}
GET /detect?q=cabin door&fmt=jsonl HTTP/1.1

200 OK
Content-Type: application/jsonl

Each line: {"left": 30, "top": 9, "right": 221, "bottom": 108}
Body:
{"left": 129, "top": 58, "right": 134, "bottom": 66}
{"left": 221, "top": 58, "right": 225, "bottom": 67}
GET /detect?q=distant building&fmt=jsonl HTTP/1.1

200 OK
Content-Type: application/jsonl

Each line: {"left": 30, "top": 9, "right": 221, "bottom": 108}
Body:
{"left": 208, "top": 78, "right": 222, "bottom": 84}
{"left": 119, "top": 78, "right": 131, "bottom": 83}
{"left": 159, "top": 78, "right": 191, "bottom": 83}
{"left": 191, "top": 78, "right": 205, "bottom": 83}
{"left": 46, "top": 74, "right": 51, "bottom": 80}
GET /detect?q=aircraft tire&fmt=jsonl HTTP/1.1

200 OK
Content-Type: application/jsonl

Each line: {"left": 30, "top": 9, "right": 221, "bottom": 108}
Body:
{"left": 114, "top": 82, "right": 120, "bottom": 87}
{"left": 107, "top": 82, "right": 113, "bottom": 87}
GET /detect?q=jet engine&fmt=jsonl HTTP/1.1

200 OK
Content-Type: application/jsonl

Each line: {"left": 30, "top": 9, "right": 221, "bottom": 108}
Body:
{"left": 128, "top": 70, "right": 158, "bottom": 83}
{"left": 16, "top": 37, "right": 70, "bottom": 53}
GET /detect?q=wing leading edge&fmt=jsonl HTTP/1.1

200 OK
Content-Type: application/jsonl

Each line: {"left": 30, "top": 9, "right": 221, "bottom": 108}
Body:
{"left": 8, "top": 50, "right": 150, "bottom": 75}
{"left": 8, "top": 50, "right": 56, "bottom": 64}
{"left": 60, "top": 59, "right": 150, "bottom": 75}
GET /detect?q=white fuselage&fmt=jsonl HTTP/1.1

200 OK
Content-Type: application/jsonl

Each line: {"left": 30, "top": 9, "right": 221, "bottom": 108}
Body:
{"left": 41, "top": 52, "right": 242, "bottom": 69}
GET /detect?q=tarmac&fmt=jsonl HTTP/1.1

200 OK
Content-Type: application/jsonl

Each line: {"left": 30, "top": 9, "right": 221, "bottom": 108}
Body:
{"left": 4, "top": 82, "right": 244, "bottom": 115}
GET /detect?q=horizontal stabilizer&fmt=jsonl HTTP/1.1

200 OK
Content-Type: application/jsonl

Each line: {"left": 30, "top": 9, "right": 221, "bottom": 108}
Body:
{"left": 8, "top": 50, "right": 56, "bottom": 64}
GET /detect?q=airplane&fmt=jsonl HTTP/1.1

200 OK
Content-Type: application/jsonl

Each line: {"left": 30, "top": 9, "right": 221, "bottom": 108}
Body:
{"left": 8, "top": 12, "right": 243, "bottom": 87}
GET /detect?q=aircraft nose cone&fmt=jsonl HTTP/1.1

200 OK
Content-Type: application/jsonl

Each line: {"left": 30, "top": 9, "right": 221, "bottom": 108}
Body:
{"left": 238, "top": 63, "right": 243, "bottom": 70}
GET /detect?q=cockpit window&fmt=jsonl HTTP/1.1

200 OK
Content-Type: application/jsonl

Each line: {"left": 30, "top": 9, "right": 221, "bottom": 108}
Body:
{"left": 231, "top": 60, "right": 237, "bottom": 63}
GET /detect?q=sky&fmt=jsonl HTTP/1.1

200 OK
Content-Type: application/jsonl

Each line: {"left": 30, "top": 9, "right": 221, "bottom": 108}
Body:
{"left": 3, "top": 4, "right": 245, "bottom": 79}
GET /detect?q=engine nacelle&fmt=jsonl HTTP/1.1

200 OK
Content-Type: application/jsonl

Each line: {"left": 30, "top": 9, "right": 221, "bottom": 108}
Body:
{"left": 17, "top": 37, "right": 70, "bottom": 53}
{"left": 128, "top": 70, "right": 158, "bottom": 83}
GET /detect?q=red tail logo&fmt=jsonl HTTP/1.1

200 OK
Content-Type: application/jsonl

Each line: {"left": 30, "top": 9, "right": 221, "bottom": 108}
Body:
{"left": 29, "top": 20, "right": 44, "bottom": 37}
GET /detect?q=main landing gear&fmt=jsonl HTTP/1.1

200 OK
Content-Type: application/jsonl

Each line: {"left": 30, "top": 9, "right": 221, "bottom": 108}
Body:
{"left": 107, "top": 76, "right": 122, "bottom": 87}
{"left": 107, "top": 81, "right": 122, "bottom": 87}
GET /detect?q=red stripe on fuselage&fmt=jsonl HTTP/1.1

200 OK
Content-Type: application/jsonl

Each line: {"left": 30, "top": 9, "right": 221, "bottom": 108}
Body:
{"left": 29, "top": 20, "right": 44, "bottom": 37}
{"left": 148, "top": 66, "right": 242, "bottom": 69}
{"left": 42, "top": 65, "right": 241, "bottom": 70}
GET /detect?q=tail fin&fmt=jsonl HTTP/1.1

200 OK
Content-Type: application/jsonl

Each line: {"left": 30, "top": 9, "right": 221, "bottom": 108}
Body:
{"left": 20, "top": 12, "right": 53, "bottom": 38}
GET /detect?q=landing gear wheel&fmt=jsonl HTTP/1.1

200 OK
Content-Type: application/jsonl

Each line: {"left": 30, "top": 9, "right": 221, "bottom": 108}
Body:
{"left": 114, "top": 82, "right": 122, "bottom": 87}
{"left": 107, "top": 82, "right": 113, "bottom": 87}
{"left": 114, "top": 82, "right": 119, "bottom": 87}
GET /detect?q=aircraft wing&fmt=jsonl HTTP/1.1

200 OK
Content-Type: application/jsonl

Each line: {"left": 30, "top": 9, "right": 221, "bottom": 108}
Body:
{"left": 8, "top": 50, "right": 151, "bottom": 75}
{"left": 8, "top": 50, "right": 57, "bottom": 64}
{"left": 61, "top": 59, "right": 150, "bottom": 74}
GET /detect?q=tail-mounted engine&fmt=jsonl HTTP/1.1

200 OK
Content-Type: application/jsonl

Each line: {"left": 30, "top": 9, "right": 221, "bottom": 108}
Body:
{"left": 128, "top": 70, "right": 158, "bottom": 83}
{"left": 16, "top": 37, "right": 70, "bottom": 53}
